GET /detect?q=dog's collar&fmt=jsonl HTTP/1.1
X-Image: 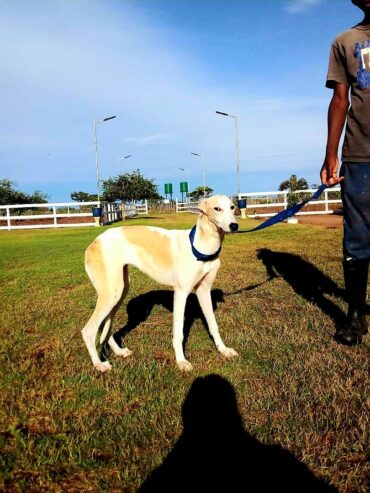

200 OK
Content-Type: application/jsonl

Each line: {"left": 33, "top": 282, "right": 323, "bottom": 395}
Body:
{"left": 189, "top": 226, "right": 221, "bottom": 262}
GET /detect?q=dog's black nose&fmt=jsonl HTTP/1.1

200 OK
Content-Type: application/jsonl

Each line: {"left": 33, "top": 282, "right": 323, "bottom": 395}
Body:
{"left": 230, "top": 222, "right": 239, "bottom": 232}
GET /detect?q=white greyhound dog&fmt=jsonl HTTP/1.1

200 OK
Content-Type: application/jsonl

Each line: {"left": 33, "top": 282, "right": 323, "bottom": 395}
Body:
{"left": 82, "top": 194, "right": 239, "bottom": 372}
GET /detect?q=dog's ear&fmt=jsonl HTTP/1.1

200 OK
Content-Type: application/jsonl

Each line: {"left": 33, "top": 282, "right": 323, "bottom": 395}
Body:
{"left": 234, "top": 207, "right": 241, "bottom": 217}
{"left": 198, "top": 199, "right": 208, "bottom": 215}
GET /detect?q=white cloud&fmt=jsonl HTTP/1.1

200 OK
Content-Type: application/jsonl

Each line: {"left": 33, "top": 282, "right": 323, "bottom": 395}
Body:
{"left": 123, "top": 133, "right": 173, "bottom": 147}
{"left": 285, "top": 0, "right": 322, "bottom": 14}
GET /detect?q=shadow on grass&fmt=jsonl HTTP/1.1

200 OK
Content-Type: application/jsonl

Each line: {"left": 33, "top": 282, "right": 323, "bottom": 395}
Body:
{"left": 256, "top": 248, "right": 348, "bottom": 326}
{"left": 104, "top": 289, "right": 225, "bottom": 358}
{"left": 138, "top": 375, "right": 337, "bottom": 493}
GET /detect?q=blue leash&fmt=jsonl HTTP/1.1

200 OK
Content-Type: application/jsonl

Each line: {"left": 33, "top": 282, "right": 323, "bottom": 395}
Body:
{"left": 236, "top": 184, "right": 328, "bottom": 233}
{"left": 188, "top": 185, "right": 328, "bottom": 261}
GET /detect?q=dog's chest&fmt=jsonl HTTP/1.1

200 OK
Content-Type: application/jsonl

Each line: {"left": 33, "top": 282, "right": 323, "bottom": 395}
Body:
{"left": 191, "top": 259, "right": 218, "bottom": 284}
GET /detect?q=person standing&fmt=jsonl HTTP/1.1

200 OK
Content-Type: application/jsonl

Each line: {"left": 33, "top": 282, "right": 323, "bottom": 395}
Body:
{"left": 321, "top": 0, "right": 370, "bottom": 345}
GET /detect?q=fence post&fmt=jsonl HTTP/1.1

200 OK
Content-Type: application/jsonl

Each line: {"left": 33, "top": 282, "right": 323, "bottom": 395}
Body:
{"left": 6, "top": 207, "right": 11, "bottom": 231}
{"left": 145, "top": 200, "right": 148, "bottom": 214}
{"left": 325, "top": 189, "right": 329, "bottom": 213}
{"left": 176, "top": 198, "right": 178, "bottom": 213}
{"left": 53, "top": 206, "right": 57, "bottom": 227}
{"left": 283, "top": 192, "right": 288, "bottom": 210}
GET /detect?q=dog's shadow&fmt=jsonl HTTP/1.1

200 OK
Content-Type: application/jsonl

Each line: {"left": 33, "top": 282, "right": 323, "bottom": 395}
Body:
{"left": 256, "top": 248, "right": 350, "bottom": 326}
{"left": 138, "top": 374, "right": 337, "bottom": 493}
{"left": 103, "top": 288, "right": 225, "bottom": 357}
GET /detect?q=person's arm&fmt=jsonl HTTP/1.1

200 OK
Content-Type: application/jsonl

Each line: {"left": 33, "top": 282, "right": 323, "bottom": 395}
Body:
{"left": 320, "top": 82, "right": 349, "bottom": 186}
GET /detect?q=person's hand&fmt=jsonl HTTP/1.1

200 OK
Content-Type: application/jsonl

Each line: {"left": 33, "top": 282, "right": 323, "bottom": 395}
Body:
{"left": 320, "top": 156, "right": 344, "bottom": 186}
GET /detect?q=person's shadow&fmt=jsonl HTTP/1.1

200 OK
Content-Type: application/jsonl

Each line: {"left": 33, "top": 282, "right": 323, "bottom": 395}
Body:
{"left": 256, "top": 248, "right": 349, "bottom": 328}
{"left": 138, "top": 375, "right": 337, "bottom": 492}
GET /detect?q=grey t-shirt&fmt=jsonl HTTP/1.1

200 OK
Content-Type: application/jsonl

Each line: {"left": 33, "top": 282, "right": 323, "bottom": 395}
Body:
{"left": 326, "top": 24, "right": 370, "bottom": 162}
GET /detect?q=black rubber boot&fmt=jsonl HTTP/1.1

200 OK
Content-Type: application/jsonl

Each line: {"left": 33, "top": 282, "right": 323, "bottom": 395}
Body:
{"left": 335, "top": 258, "right": 369, "bottom": 346}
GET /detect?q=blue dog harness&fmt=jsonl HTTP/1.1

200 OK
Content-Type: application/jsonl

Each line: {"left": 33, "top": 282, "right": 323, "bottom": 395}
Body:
{"left": 189, "top": 225, "right": 222, "bottom": 261}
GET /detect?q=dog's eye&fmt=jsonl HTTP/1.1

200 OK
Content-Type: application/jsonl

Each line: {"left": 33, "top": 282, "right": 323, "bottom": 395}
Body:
{"left": 213, "top": 207, "right": 221, "bottom": 212}
{"left": 230, "top": 205, "right": 235, "bottom": 210}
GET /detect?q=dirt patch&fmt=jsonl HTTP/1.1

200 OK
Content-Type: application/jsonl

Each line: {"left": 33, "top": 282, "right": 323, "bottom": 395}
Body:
{"left": 295, "top": 214, "right": 343, "bottom": 229}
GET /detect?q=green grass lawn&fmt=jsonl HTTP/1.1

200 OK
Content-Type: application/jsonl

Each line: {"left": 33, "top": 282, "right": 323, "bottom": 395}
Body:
{"left": 0, "top": 214, "right": 368, "bottom": 492}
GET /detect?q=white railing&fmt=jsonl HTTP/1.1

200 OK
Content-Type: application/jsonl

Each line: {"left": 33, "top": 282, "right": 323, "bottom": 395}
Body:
{"left": 238, "top": 188, "right": 342, "bottom": 218}
{"left": 125, "top": 201, "right": 148, "bottom": 217}
{"left": 0, "top": 201, "right": 100, "bottom": 231}
{"left": 0, "top": 199, "right": 149, "bottom": 231}
{"left": 176, "top": 200, "right": 200, "bottom": 213}
{"left": 175, "top": 188, "right": 342, "bottom": 217}
{"left": 102, "top": 202, "right": 122, "bottom": 224}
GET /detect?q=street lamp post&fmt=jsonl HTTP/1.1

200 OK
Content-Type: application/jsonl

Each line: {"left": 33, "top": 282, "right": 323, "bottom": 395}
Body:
{"left": 190, "top": 152, "right": 206, "bottom": 196}
{"left": 93, "top": 115, "right": 116, "bottom": 203}
{"left": 118, "top": 155, "right": 133, "bottom": 167}
{"left": 179, "top": 167, "right": 190, "bottom": 202}
{"left": 215, "top": 110, "right": 241, "bottom": 196}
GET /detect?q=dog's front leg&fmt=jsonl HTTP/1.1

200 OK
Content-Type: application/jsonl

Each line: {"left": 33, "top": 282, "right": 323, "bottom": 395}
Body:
{"left": 196, "top": 271, "right": 238, "bottom": 360}
{"left": 173, "top": 289, "right": 192, "bottom": 372}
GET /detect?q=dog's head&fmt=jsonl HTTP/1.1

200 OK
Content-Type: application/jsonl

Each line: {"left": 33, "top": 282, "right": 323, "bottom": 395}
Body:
{"left": 198, "top": 195, "right": 239, "bottom": 233}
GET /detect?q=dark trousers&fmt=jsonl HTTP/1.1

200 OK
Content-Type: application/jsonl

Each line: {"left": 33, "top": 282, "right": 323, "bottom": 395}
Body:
{"left": 340, "top": 162, "right": 370, "bottom": 260}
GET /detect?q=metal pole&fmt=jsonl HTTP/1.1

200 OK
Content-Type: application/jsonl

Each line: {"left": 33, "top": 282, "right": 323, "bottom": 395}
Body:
{"left": 93, "top": 115, "right": 116, "bottom": 205}
{"left": 234, "top": 113, "right": 240, "bottom": 195}
{"left": 187, "top": 171, "right": 190, "bottom": 202}
{"left": 215, "top": 110, "right": 241, "bottom": 195}
{"left": 180, "top": 167, "right": 191, "bottom": 202}
{"left": 190, "top": 153, "right": 206, "bottom": 197}
{"left": 201, "top": 153, "right": 206, "bottom": 196}
{"left": 93, "top": 117, "right": 100, "bottom": 204}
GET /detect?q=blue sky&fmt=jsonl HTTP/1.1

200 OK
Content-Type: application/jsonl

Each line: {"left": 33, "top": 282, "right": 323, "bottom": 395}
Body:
{"left": 0, "top": 0, "right": 363, "bottom": 201}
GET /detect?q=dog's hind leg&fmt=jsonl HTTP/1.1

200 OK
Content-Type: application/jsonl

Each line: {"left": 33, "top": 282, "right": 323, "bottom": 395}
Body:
{"left": 82, "top": 296, "right": 118, "bottom": 372}
{"left": 82, "top": 243, "right": 126, "bottom": 372}
{"left": 107, "top": 265, "right": 133, "bottom": 358}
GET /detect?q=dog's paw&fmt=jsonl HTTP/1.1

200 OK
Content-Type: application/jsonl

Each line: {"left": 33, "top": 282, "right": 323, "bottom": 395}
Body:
{"left": 115, "top": 348, "right": 133, "bottom": 358}
{"left": 94, "top": 361, "right": 112, "bottom": 372}
{"left": 220, "top": 347, "right": 238, "bottom": 359}
{"left": 177, "top": 360, "right": 193, "bottom": 372}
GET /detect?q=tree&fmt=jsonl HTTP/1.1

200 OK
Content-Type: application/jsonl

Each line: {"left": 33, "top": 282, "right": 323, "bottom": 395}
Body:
{"left": 101, "top": 170, "right": 162, "bottom": 202}
{"left": 71, "top": 191, "right": 98, "bottom": 202}
{"left": 29, "top": 190, "right": 49, "bottom": 203}
{"left": 278, "top": 175, "right": 310, "bottom": 207}
{"left": 0, "top": 179, "right": 48, "bottom": 205}
{"left": 278, "top": 175, "right": 309, "bottom": 192}
{"left": 0, "top": 179, "right": 24, "bottom": 205}
{"left": 188, "top": 186, "right": 214, "bottom": 201}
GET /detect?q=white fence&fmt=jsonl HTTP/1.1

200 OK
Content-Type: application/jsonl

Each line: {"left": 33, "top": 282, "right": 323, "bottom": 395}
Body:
{"left": 175, "top": 200, "right": 200, "bottom": 213}
{"left": 175, "top": 188, "right": 342, "bottom": 217}
{"left": 238, "top": 188, "right": 341, "bottom": 217}
{"left": 0, "top": 200, "right": 148, "bottom": 231}
{"left": 125, "top": 202, "right": 148, "bottom": 217}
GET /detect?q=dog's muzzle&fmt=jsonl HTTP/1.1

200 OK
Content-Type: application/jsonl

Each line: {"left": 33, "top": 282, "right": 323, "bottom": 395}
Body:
{"left": 229, "top": 222, "right": 239, "bottom": 232}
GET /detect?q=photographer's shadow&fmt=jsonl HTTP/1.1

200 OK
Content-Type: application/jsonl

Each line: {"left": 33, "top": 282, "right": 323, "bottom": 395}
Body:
{"left": 139, "top": 375, "right": 337, "bottom": 492}
{"left": 257, "top": 248, "right": 348, "bottom": 327}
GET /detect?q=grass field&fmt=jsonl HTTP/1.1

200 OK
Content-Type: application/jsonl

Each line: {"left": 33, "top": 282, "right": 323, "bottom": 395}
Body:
{"left": 0, "top": 213, "right": 368, "bottom": 492}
